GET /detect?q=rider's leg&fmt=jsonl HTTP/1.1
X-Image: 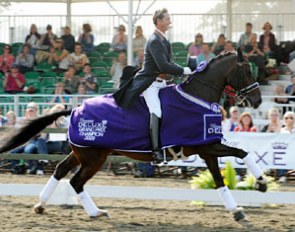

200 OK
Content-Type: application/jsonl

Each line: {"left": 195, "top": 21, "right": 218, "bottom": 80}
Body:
{"left": 143, "top": 80, "right": 167, "bottom": 163}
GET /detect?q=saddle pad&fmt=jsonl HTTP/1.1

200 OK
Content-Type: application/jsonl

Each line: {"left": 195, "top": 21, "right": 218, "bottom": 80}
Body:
{"left": 68, "top": 85, "right": 223, "bottom": 151}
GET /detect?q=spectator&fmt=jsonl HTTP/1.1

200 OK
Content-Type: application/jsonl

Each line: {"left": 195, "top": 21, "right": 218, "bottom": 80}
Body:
{"left": 61, "top": 26, "right": 75, "bottom": 53}
{"left": 49, "top": 38, "right": 69, "bottom": 74}
{"left": 211, "top": 34, "right": 226, "bottom": 56}
{"left": 196, "top": 43, "right": 216, "bottom": 66}
{"left": 285, "top": 74, "right": 295, "bottom": 101}
{"left": 15, "top": 43, "right": 34, "bottom": 74}
{"left": 76, "top": 84, "right": 88, "bottom": 104}
{"left": 224, "top": 40, "right": 235, "bottom": 52}
{"left": 50, "top": 82, "right": 70, "bottom": 103}
{"left": 78, "top": 23, "right": 95, "bottom": 54}
{"left": 274, "top": 84, "right": 290, "bottom": 114}
{"left": 133, "top": 49, "right": 144, "bottom": 68}
{"left": 222, "top": 106, "right": 240, "bottom": 132}
{"left": 63, "top": 66, "right": 80, "bottom": 94}
{"left": 261, "top": 108, "right": 281, "bottom": 132}
{"left": 35, "top": 24, "right": 57, "bottom": 63}
{"left": 238, "top": 22, "right": 253, "bottom": 49}
{"left": 4, "top": 110, "right": 16, "bottom": 128}
{"left": 133, "top": 25, "right": 147, "bottom": 53}
{"left": 110, "top": 51, "right": 127, "bottom": 89}
{"left": 258, "top": 22, "right": 277, "bottom": 59}
{"left": 25, "top": 24, "right": 41, "bottom": 56}
{"left": 111, "top": 24, "right": 128, "bottom": 52}
{"left": 3, "top": 65, "right": 25, "bottom": 94}
{"left": 68, "top": 42, "right": 89, "bottom": 74}
{"left": 81, "top": 64, "right": 97, "bottom": 94}
{"left": 234, "top": 112, "right": 257, "bottom": 132}
{"left": 244, "top": 33, "right": 268, "bottom": 83}
{"left": 278, "top": 111, "right": 295, "bottom": 183}
{"left": 188, "top": 33, "right": 203, "bottom": 56}
{"left": 0, "top": 108, "right": 8, "bottom": 127}
{"left": 0, "top": 45, "right": 14, "bottom": 74}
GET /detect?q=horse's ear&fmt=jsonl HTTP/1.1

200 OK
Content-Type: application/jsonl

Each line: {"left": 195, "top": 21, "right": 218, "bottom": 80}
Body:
{"left": 237, "top": 47, "right": 245, "bottom": 62}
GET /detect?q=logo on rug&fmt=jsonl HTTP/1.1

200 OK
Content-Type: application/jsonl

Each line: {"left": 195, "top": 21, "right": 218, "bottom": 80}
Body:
{"left": 204, "top": 114, "right": 222, "bottom": 140}
{"left": 78, "top": 118, "right": 108, "bottom": 141}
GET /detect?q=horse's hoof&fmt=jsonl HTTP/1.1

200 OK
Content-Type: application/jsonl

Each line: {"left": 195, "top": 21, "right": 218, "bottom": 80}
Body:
{"left": 34, "top": 204, "right": 45, "bottom": 214}
{"left": 233, "top": 207, "right": 246, "bottom": 221}
{"left": 90, "top": 210, "right": 110, "bottom": 219}
{"left": 255, "top": 178, "right": 268, "bottom": 192}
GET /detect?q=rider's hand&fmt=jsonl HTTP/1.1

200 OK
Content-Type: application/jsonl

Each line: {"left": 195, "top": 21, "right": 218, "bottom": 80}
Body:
{"left": 183, "top": 67, "right": 192, "bottom": 75}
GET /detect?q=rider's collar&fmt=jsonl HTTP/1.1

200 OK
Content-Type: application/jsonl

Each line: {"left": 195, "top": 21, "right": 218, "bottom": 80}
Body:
{"left": 155, "top": 28, "right": 167, "bottom": 41}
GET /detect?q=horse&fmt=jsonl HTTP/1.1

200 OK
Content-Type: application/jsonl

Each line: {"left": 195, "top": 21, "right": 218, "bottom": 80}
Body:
{"left": 0, "top": 49, "right": 267, "bottom": 221}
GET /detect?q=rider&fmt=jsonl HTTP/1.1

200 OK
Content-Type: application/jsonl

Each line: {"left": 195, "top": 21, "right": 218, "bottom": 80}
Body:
{"left": 113, "top": 8, "right": 192, "bottom": 164}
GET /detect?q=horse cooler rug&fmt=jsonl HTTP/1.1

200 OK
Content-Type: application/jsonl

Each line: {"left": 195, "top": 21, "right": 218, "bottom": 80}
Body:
{"left": 68, "top": 85, "right": 223, "bottom": 152}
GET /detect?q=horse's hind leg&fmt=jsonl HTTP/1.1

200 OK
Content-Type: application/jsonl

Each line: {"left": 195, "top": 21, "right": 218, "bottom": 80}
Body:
{"left": 70, "top": 146, "right": 109, "bottom": 218}
{"left": 201, "top": 155, "right": 246, "bottom": 221}
{"left": 34, "top": 151, "right": 79, "bottom": 214}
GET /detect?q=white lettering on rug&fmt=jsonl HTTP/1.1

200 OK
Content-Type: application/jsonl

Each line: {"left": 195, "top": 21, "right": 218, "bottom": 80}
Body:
{"left": 78, "top": 118, "right": 108, "bottom": 141}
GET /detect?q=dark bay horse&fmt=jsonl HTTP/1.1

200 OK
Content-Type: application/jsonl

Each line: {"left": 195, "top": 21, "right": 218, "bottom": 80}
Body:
{"left": 0, "top": 50, "right": 267, "bottom": 221}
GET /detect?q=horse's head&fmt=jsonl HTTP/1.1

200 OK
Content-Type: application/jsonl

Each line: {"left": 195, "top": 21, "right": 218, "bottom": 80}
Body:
{"left": 226, "top": 48, "right": 262, "bottom": 109}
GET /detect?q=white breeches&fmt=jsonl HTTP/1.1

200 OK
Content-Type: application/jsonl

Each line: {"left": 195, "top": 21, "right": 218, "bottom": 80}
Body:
{"left": 143, "top": 79, "right": 167, "bottom": 118}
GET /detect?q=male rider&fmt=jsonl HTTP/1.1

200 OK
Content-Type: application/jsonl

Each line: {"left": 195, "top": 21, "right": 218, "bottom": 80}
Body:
{"left": 113, "top": 8, "right": 192, "bottom": 163}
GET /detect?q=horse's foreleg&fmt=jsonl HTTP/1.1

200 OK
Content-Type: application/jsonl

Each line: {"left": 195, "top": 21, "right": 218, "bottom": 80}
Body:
{"left": 202, "top": 155, "right": 246, "bottom": 221}
{"left": 34, "top": 152, "right": 79, "bottom": 214}
{"left": 70, "top": 147, "right": 109, "bottom": 218}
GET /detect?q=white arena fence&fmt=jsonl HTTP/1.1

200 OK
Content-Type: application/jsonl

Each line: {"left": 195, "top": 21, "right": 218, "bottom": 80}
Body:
{"left": 1, "top": 13, "right": 295, "bottom": 44}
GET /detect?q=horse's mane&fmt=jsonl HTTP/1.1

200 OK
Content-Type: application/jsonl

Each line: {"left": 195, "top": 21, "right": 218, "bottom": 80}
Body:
{"left": 207, "top": 51, "right": 237, "bottom": 68}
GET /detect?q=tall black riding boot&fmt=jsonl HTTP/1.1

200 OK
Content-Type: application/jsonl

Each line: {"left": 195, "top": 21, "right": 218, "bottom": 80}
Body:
{"left": 150, "top": 113, "right": 165, "bottom": 164}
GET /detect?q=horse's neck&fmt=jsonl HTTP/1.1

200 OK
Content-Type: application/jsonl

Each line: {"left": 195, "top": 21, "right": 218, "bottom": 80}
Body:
{"left": 181, "top": 75, "right": 225, "bottom": 103}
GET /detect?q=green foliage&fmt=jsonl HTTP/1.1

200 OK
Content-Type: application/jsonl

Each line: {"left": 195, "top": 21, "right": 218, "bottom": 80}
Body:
{"left": 189, "top": 169, "right": 215, "bottom": 189}
{"left": 222, "top": 162, "right": 237, "bottom": 190}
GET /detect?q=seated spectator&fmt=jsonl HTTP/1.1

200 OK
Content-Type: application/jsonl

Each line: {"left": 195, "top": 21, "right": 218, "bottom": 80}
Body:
{"left": 196, "top": 43, "right": 216, "bottom": 66}
{"left": 244, "top": 33, "right": 268, "bottom": 83}
{"left": 258, "top": 22, "right": 277, "bottom": 60}
{"left": 49, "top": 38, "right": 69, "bottom": 74}
{"left": 68, "top": 43, "right": 89, "bottom": 74}
{"left": 110, "top": 51, "right": 127, "bottom": 89}
{"left": 25, "top": 24, "right": 41, "bottom": 56}
{"left": 50, "top": 82, "right": 70, "bottom": 103}
{"left": 234, "top": 112, "right": 257, "bottom": 132}
{"left": 278, "top": 111, "right": 295, "bottom": 183}
{"left": 260, "top": 108, "right": 281, "bottom": 132}
{"left": 0, "top": 108, "right": 8, "bottom": 127}
{"left": 0, "top": 45, "right": 14, "bottom": 74}
{"left": 35, "top": 24, "right": 57, "bottom": 63}
{"left": 133, "top": 48, "right": 144, "bottom": 68}
{"left": 15, "top": 43, "right": 34, "bottom": 74}
{"left": 188, "top": 33, "right": 203, "bottom": 56}
{"left": 274, "top": 84, "right": 290, "bottom": 114}
{"left": 3, "top": 65, "right": 25, "bottom": 94}
{"left": 222, "top": 106, "right": 240, "bottom": 132}
{"left": 211, "top": 34, "right": 226, "bottom": 56}
{"left": 78, "top": 23, "right": 95, "bottom": 54}
{"left": 81, "top": 64, "right": 97, "bottom": 94}
{"left": 285, "top": 74, "right": 295, "bottom": 101}
{"left": 61, "top": 26, "right": 75, "bottom": 53}
{"left": 4, "top": 110, "right": 16, "bottom": 127}
{"left": 224, "top": 40, "right": 235, "bottom": 52}
{"left": 238, "top": 22, "right": 253, "bottom": 49}
{"left": 133, "top": 26, "right": 147, "bottom": 53}
{"left": 63, "top": 66, "right": 80, "bottom": 94}
{"left": 76, "top": 84, "right": 88, "bottom": 104}
{"left": 111, "top": 24, "right": 128, "bottom": 52}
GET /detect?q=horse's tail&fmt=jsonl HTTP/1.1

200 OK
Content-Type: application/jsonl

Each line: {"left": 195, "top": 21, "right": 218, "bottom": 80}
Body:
{"left": 0, "top": 109, "right": 72, "bottom": 154}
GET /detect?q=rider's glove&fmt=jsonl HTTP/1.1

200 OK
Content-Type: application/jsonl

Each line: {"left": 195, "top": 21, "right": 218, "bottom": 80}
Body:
{"left": 183, "top": 67, "right": 192, "bottom": 75}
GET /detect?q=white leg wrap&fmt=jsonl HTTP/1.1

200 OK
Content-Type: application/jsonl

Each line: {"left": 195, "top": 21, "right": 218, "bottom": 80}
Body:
{"left": 243, "top": 155, "right": 263, "bottom": 179}
{"left": 39, "top": 175, "right": 59, "bottom": 207}
{"left": 217, "top": 186, "right": 237, "bottom": 211}
{"left": 78, "top": 191, "right": 99, "bottom": 217}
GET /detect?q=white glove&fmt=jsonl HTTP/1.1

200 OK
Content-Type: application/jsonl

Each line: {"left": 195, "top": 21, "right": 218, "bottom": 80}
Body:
{"left": 183, "top": 67, "right": 192, "bottom": 75}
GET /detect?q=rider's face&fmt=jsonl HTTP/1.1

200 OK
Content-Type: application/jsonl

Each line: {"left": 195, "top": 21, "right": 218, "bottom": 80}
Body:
{"left": 157, "top": 13, "right": 171, "bottom": 32}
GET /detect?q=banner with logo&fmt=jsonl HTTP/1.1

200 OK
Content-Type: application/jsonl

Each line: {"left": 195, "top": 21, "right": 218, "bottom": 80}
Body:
{"left": 168, "top": 132, "right": 295, "bottom": 170}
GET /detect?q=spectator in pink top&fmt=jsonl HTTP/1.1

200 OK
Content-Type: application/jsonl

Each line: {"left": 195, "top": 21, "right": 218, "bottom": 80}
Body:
{"left": 0, "top": 45, "right": 15, "bottom": 74}
{"left": 188, "top": 33, "right": 203, "bottom": 56}
{"left": 234, "top": 112, "right": 257, "bottom": 132}
{"left": 3, "top": 65, "right": 25, "bottom": 94}
{"left": 258, "top": 22, "right": 277, "bottom": 59}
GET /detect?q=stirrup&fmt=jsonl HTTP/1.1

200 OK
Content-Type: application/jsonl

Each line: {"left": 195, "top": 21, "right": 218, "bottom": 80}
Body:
{"left": 151, "top": 149, "right": 170, "bottom": 165}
